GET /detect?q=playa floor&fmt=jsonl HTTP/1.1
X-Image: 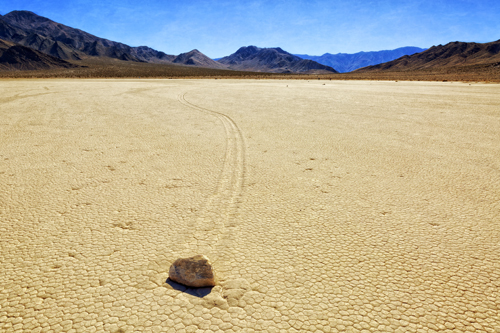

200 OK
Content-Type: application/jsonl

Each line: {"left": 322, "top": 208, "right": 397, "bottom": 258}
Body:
{"left": 1, "top": 79, "right": 499, "bottom": 332}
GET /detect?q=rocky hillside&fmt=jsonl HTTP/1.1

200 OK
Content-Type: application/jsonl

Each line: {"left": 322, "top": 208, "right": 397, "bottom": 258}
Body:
{"left": 356, "top": 40, "right": 500, "bottom": 72}
{"left": 0, "top": 10, "right": 173, "bottom": 63}
{"left": 0, "top": 38, "right": 79, "bottom": 70}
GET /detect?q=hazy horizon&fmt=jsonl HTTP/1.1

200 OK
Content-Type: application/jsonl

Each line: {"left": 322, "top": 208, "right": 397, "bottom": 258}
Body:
{"left": 1, "top": 0, "right": 499, "bottom": 58}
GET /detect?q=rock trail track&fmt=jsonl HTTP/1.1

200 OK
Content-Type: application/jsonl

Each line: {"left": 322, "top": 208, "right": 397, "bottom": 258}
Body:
{"left": 1, "top": 79, "right": 500, "bottom": 333}
{"left": 177, "top": 91, "right": 246, "bottom": 256}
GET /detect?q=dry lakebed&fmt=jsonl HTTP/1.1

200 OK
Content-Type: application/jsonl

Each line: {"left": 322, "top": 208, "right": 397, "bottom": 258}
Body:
{"left": 1, "top": 79, "right": 499, "bottom": 332}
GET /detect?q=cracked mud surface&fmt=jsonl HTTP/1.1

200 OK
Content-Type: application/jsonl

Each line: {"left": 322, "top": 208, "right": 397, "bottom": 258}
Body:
{"left": 1, "top": 79, "right": 499, "bottom": 332}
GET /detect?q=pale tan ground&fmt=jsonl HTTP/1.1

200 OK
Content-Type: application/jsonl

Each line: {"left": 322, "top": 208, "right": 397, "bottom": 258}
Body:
{"left": 0, "top": 79, "right": 499, "bottom": 333}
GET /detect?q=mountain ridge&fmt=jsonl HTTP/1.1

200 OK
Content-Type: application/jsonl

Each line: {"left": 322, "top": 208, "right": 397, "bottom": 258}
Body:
{"left": 356, "top": 40, "right": 500, "bottom": 72}
{"left": 295, "top": 47, "right": 426, "bottom": 73}
{"left": 218, "top": 46, "right": 338, "bottom": 73}
{"left": 1, "top": 10, "right": 499, "bottom": 78}
{"left": 0, "top": 10, "right": 174, "bottom": 63}
{"left": 0, "top": 11, "right": 334, "bottom": 73}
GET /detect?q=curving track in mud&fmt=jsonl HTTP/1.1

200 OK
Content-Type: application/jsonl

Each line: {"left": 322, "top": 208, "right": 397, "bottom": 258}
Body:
{"left": 177, "top": 91, "right": 246, "bottom": 257}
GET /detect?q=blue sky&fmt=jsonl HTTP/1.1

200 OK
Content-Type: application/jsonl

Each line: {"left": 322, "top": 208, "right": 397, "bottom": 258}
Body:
{"left": 1, "top": 0, "right": 499, "bottom": 58}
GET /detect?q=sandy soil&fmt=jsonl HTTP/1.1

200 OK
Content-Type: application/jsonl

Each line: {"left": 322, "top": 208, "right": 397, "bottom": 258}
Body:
{"left": 1, "top": 79, "right": 499, "bottom": 332}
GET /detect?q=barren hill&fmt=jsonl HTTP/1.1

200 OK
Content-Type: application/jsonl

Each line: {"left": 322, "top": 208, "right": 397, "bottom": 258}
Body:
{"left": 357, "top": 40, "right": 500, "bottom": 72}
{"left": 173, "top": 49, "right": 228, "bottom": 69}
{"left": 0, "top": 38, "right": 79, "bottom": 70}
{"left": 218, "top": 46, "right": 338, "bottom": 73}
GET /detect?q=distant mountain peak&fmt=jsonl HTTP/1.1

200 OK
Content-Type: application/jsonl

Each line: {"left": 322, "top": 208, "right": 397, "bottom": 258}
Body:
{"left": 6, "top": 10, "right": 42, "bottom": 17}
{"left": 232, "top": 46, "right": 262, "bottom": 59}
{"left": 186, "top": 49, "right": 202, "bottom": 55}
{"left": 4, "top": 10, "right": 51, "bottom": 24}
{"left": 237, "top": 45, "right": 259, "bottom": 52}
{"left": 7, "top": 10, "right": 37, "bottom": 15}
{"left": 173, "top": 49, "right": 228, "bottom": 69}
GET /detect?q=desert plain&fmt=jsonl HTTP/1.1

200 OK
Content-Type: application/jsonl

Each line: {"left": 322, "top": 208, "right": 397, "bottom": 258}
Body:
{"left": 0, "top": 79, "right": 499, "bottom": 332}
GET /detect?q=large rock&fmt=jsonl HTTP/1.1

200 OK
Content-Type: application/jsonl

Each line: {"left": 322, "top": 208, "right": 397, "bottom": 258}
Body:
{"left": 168, "top": 255, "right": 215, "bottom": 288}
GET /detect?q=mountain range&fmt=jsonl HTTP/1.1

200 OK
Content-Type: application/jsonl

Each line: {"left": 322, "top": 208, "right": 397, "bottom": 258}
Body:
{"left": 218, "top": 46, "right": 337, "bottom": 73}
{"left": 295, "top": 47, "right": 426, "bottom": 73}
{"left": 0, "top": 10, "right": 335, "bottom": 73}
{"left": 1, "top": 10, "right": 499, "bottom": 78}
{"left": 356, "top": 40, "right": 500, "bottom": 72}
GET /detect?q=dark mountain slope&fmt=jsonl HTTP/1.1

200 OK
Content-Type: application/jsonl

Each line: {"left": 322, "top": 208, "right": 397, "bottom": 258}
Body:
{"left": 0, "top": 16, "right": 29, "bottom": 42}
{"left": 218, "top": 46, "right": 338, "bottom": 73}
{"left": 18, "top": 32, "right": 82, "bottom": 60}
{"left": 295, "top": 47, "right": 426, "bottom": 73}
{"left": 0, "top": 11, "right": 173, "bottom": 63}
{"left": 0, "top": 38, "right": 79, "bottom": 70}
{"left": 356, "top": 40, "right": 500, "bottom": 72}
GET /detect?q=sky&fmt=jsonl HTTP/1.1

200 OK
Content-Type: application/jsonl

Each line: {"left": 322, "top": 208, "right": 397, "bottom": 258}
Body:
{"left": 1, "top": 0, "right": 499, "bottom": 58}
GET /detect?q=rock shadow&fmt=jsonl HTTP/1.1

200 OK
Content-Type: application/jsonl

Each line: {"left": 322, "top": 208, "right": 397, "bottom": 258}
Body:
{"left": 166, "top": 278, "right": 213, "bottom": 298}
